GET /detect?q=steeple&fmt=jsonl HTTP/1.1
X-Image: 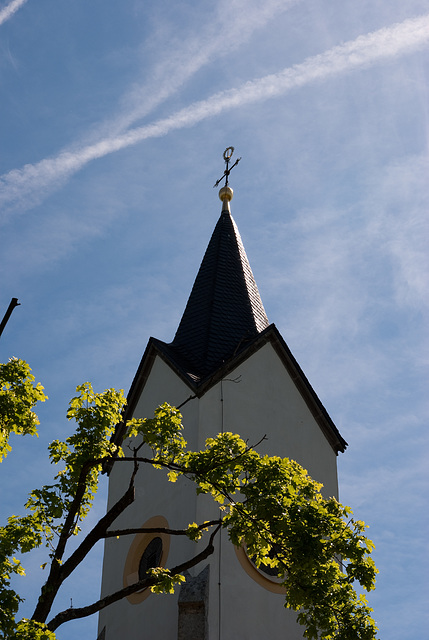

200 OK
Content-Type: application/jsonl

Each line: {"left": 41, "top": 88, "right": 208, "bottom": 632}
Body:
{"left": 99, "top": 151, "right": 347, "bottom": 640}
{"left": 122, "top": 149, "right": 346, "bottom": 453}
{"left": 168, "top": 182, "right": 269, "bottom": 380}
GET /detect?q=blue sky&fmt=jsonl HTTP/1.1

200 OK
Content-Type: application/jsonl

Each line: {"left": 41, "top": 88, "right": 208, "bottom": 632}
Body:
{"left": 0, "top": 1, "right": 428, "bottom": 639}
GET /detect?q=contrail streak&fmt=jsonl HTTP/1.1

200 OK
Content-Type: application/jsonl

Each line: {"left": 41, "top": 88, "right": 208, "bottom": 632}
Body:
{"left": 87, "top": 0, "right": 299, "bottom": 140}
{"left": 1, "top": 13, "right": 429, "bottom": 219}
{"left": 0, "top": 0, "right": 28, "bottom": 25}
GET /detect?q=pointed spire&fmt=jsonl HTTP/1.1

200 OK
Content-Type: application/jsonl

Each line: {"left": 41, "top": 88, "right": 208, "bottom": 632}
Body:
{"left": 169, "top": 178, "right": 269, "bottom": 380}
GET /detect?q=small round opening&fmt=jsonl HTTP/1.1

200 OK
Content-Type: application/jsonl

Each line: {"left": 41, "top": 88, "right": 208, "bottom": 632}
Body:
{"left": 138, "top": 536, "right": 163, "bottom": 581}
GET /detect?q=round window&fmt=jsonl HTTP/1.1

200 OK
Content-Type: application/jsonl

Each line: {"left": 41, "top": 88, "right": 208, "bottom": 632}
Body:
{"left": 235, "top": 544, "right": 287, "bottom": 594}
{"left": 123, "top": 515, "right": 170, "bottom": 604}
{"left": 249, "top": 543, "right": 283, "bottom": 579}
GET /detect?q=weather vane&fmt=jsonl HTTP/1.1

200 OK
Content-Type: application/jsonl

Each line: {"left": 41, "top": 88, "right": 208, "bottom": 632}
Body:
{"left": 213, "top": 146, "right": 241, "bottom": 188}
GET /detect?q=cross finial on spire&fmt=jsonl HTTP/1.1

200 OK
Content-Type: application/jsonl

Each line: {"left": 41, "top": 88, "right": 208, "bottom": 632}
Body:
{"left": 213, "top": 146, "right": 241, "bottom": 188}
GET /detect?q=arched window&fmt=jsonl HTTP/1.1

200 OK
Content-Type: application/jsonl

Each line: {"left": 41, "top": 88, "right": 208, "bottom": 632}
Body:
{"left": 138, "top": 536, "right": 163, "bottom": 581}
{"left": 123, "top": 515, "right": 170, "bottom": 604}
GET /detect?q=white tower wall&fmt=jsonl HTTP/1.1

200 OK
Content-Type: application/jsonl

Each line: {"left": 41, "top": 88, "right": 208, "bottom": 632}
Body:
{"left": 99, "top": 341, "right": 339, "bottom": 640}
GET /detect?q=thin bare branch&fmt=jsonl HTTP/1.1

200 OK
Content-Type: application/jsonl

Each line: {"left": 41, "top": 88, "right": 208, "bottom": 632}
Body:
{"left": 104, "top": 519, "right": 222, "bottom": 539}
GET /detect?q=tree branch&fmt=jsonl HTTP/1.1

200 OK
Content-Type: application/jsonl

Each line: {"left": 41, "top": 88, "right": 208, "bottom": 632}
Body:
{"left": 58, "top": 484, "right": 136, "bottom": 583}
{"left": 47, "top": 524, "right": 222, "bottom": 631}
{"left": 32, "top": 458, "right": 139, "bottom": 623}
{"left": 104, "top": 519, "right": 222, "bottom": 539}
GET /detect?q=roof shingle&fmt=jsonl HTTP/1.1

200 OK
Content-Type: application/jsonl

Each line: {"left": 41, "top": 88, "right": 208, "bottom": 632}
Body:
{"left": 165, "top": 209, "right": 269, "bottom": 379}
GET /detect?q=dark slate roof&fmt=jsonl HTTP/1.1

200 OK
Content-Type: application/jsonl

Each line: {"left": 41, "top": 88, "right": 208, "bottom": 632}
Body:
{"left": 163, "top": 209, "right": 269, "bottom": 379}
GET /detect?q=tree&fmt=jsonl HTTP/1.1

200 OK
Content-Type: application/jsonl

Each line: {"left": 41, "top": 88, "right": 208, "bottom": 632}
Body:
{"left": 0, "top": 358, "right": 378, "bottom": 640}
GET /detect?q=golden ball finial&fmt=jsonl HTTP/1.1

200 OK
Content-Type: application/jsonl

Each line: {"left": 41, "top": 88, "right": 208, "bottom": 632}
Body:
{"left": 218, "top": 185, "right": 233, "bottom": 202}
{"left": 219, "top": 185, "right": 233, "bottom": 213}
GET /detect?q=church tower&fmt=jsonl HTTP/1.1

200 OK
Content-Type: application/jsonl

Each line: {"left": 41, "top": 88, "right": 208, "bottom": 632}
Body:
{"left": 98, "top": 150, "right": 346, "bottom": 640}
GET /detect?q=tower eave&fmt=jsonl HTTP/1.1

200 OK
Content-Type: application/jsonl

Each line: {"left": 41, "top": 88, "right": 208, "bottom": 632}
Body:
{"left": 119, "top": 325, "right": 347, "bottom": 456}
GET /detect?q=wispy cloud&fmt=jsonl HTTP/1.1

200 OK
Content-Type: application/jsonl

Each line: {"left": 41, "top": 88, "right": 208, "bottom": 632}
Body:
{"left": 1, "top": 13, "right": 429, "bottom": 220}
{"left": 103, "top": 0, "right": 300, "bottom": 138}
{"left": 0, "top": 0, "right": 28, "bottom": 26}
{"left": 0, "top": 0, "right": 297, "bottom": 216}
